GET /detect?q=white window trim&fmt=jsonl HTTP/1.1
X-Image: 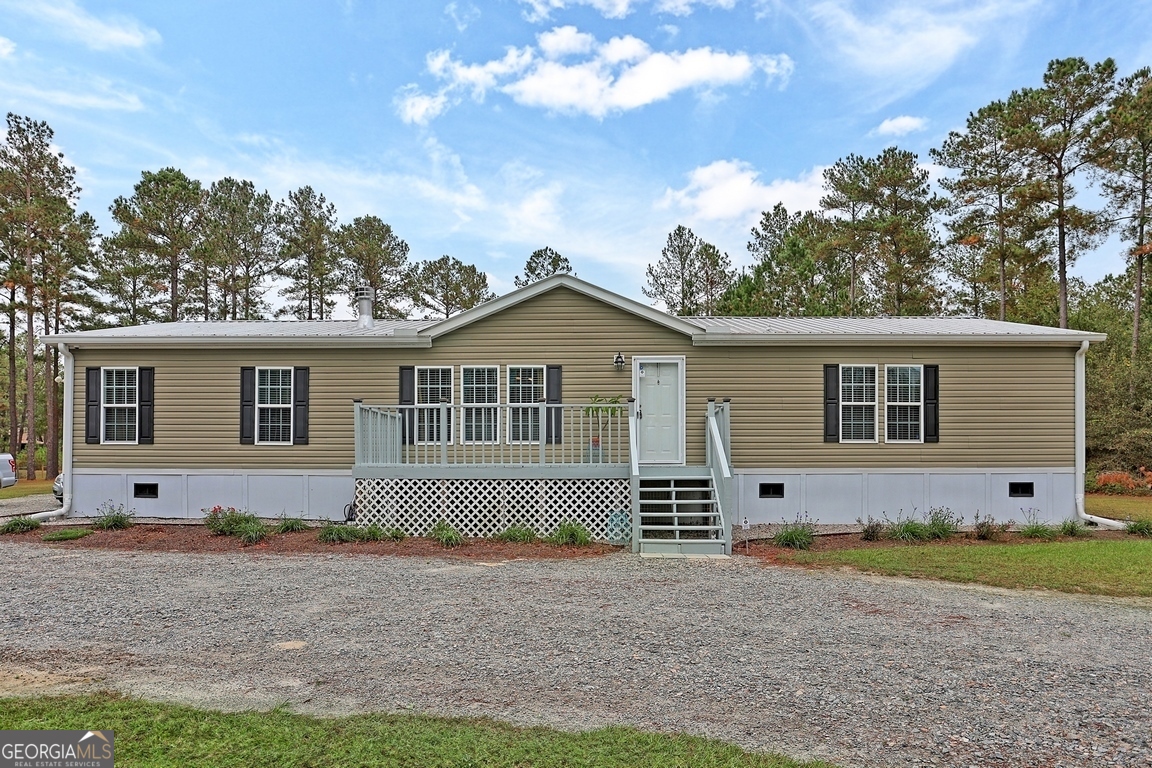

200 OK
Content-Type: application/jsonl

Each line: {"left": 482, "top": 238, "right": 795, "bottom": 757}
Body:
{"left": 884, "top": 364, "right": 924, "bottom": 444}
{"left": 415, "top": 365, "right": 454, "bottom": 446}
{"left": 838, "top": 363, "right": 878, "bottom": 444}
{"left": 255, "top": 366, "right": 294, "bottom": 446}
{"left": 460, "top": 365, "right": 500, "bottom": 445}
{"left": 101, "top": 366, "right": 139, "bottom": 445}
{"left": 506, "top": 364, "right": 546, "bottom": 445}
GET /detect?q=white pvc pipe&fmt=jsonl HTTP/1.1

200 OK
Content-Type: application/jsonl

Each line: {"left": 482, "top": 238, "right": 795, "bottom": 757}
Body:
{"left": 28, "top": 342, "right": 72, "bottom": 523}
{"left": 1074, "top": 339, "right": 1124, "bottom": 529}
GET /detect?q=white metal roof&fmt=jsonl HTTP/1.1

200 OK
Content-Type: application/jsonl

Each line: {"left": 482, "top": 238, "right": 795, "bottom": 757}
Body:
{"left": 46, "top": 276, "right": 1105, "bottom": 348}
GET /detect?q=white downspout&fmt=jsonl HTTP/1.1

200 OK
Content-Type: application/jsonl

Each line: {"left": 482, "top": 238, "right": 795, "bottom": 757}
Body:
{"left": 1074, "top": 339, "right": 1123, "bottom": 529}
{"left": 28, "top": 342, "right": 72, "bottom": 522}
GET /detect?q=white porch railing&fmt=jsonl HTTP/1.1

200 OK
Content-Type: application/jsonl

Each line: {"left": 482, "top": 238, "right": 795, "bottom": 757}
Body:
{"left": 354, "top": 401, "right": 630, "bottom": 466}
{"left": 705, "top": 397, "right": 733, "bottom": 554}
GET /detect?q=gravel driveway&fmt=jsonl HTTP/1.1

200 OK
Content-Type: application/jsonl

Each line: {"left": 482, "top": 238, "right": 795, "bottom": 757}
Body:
{"left": 0, "top": 543, "right": 1148, "bottom": 768}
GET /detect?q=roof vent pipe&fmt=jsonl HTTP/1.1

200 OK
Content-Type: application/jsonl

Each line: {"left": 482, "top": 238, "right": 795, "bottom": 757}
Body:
{"left": 355, "top": 285, "right": 374, "bottom": 329}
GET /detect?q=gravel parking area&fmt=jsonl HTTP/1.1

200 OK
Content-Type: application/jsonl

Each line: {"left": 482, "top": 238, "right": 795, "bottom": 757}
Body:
{"left": 0, "top": 543, "right": 1148, "bottom": 768}
{"left": 0, "top": 493, "right": 60, "bottom": 518}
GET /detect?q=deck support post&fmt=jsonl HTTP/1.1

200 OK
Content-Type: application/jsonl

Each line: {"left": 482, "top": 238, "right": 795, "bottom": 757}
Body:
{"left": 538, "top": 399, "right": 547, "bottom": 466}
{"left": 439, "top": 399, "right": 448, "bottom": 465}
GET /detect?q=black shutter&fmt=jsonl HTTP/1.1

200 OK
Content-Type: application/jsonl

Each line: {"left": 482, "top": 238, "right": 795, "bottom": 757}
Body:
{"left": 293, "top": 367, "right": 310, "bottom": 445}
{"left": 545, "top": 365, "right": 562, "bottom": 444}
{"left": 823, "top": 364, "right": 839, "bottom": 443}
{"left": 85, "top": 367, "right": 101, "bottom": 444}
{"left": 138, "top": 367, "right": 155, "bottom": 444}
{"left": 399, "top": 366, "right": 415, "bottom": 445}
{"left": 923, "top": 364, "right": 939, "bottom": 443}
{"left": 239, "top": 367, "right": 255, "bottom": 444}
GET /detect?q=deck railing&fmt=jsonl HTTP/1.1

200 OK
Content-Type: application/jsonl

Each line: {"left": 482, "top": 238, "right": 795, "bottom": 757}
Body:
{"left": 354, "top": 401, "right": 630, "bottom": 466}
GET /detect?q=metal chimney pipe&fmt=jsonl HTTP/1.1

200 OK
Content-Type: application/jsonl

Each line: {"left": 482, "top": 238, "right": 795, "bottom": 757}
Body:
{"left": 355, "top": 285, "right": 374, "bottom": 329}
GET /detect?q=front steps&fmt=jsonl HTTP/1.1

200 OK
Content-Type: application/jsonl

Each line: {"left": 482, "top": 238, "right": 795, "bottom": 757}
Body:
{"left": 636, "top": 467, "right": 728, "bottom": 556}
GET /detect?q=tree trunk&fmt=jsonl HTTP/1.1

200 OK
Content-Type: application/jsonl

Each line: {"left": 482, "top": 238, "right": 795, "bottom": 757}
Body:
{"left": 6, "top": 287, "right": 16, "bottom": 457}
{"left": 1057, "top": 181, "right": 1069, "bottom": 329}
{"left": 998, "top": 192, "right": 1007, "bottom": 322}
{"left": 23, "top": 279, "right": 35, "bottom": 480}
{"left": 43, "top": 308, "right": 57, "bottom": 479}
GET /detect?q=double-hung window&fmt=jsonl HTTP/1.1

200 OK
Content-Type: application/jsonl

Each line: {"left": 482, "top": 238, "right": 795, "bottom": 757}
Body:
{"left": 102, "top": 367, "right": 138, "bottom": 444}
{"left": 461, "top": 366, "right": 499, "bottom": 443}
{"left": 839, "top": 364, "right": 876, "bottom": 442}
{"left": 508, "top": 366, "right": 545, "bottom": 443}
{"left": 885, "top": 365, "right": 923, "bottom": 442}
{"left": 416, "top": 366, "right": 453, "bottom": 443}
{"left": 256, "top": 367, "right": 293, "bottom": 444}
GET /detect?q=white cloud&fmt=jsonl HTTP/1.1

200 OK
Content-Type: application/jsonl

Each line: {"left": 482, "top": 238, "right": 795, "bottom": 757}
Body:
{"left": 782, "top": 0, "right": 1038, "bottom": 100}
{"left": 873, "top": 115, "right": 927, "bottom": 137}
{"left": 654, "top": 0, "right": 736, "bottom": 16}
{"left": 0, "top": 0, "right": 161, "bottom": 51}
{"left": 0, "top": 78, "right": 144, "bottom": 111}
{"left": 519, "top": 0, "right": 636, "bottom": 22}
{"left": 660, "top": 160, "right": 825, "bottom": 224}
{"left": 444, "top": 2, "right": 480, "bottom": 31}
{"left": 538, "top": 25, "right": 596, "bottom": 59}
{"left": 396, "top": 27, "right": 792, "bottom": 122}
{"left": 0, "top": 36, "right": 14, "bottom": 57}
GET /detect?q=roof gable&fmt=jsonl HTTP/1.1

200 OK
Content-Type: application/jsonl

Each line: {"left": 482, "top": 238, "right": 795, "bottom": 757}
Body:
{"left": 420, "top": 274, "right": 704, "bottom": 339}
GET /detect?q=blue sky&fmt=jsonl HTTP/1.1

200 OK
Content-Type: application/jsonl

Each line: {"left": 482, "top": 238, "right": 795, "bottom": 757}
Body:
{"left": 2, "top": 0, "right": 1151, "bottom": 316}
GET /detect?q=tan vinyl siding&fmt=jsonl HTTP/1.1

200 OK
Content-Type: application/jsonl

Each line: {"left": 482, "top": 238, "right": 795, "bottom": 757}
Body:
{"left": 71, "top": 286, "right": 1075, "bottom": 470}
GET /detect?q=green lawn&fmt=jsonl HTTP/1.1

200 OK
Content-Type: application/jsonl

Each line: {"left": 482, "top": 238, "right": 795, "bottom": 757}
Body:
{"left": 790, "top": 539, "right": 1152, "bottom": 597}
{"left": 1085, "top": 493, "right": 1152, "bottom": 522}
{"left": 0, "top": 478, "right": 55, "bottom": 500}
{"left": 0, "top": 694, "right": 835, "bottom": 768}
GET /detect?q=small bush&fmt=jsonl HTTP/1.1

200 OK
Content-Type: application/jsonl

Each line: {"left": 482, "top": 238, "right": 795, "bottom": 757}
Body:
{"left": 429, "top": 520, "right": 465, "bottom": 548}
{"left": 93, "top": 502, "right": 134, "bottom": 531}
{"left": 380, "top": 527, "right": 407, "bottom": 542}
{"left": 0, "top": 516, "right": 41, "bottom": 534}
{"left": 203, "top": 506, "right": 254, "bottom": 536}
{"left": 925, "top": 507, "right": 962, "bottom": 540}
{"left": 1019, "top": 510, "right": 1056, "bottom": 540}
{"left": 972, "top": 512, "right": 1011, "bottom": 541}
{"left": 773, "top": 514, "right": 816, "bottom": 550}
{"left": 234, "top": 518, "right": 268, "bottom": 546}
{"left": 545, "top": 520, "right": 591, "bottom": 547}
{"left": 360, "top": 524, "right": 386, "bottom": 542}
{"left": 886, "top": 512, "right": 931, "bottom": 543}
{"left": 493, "top": 524, "right": 538, "bottom": 543}
{"left": 317, "top": 522, "right": 363, "bottom": 544}
{"left": 1125, "top": 519, "right": 1152, "bottom": 537}
{"left": 1058, "top": 519, "right": 1088, "bottom": 537}
{"left": 1096, "top": 471, "right": 1138, "bottom": 491}
{"left": 42, "top": 528, "right": 92, "bottom": 542}
{"left": 857, "top": 515, "right": 885, "bottom": 541}
{"left": 274, "top": 516, "right": 309, "bottom": 534}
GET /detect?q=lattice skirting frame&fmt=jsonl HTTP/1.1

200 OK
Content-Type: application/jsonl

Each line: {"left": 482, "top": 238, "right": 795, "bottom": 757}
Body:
{"left": 353, "top": 477, "right": 631, "bottom": 540}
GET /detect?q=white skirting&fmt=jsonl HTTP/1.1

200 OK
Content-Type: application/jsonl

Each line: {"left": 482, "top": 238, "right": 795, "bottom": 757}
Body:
{"left": 70, "top": 469, "right": 354, "bottom": 520}
{"left": 733, "top": 468, "right": 1077, "bottom": 526}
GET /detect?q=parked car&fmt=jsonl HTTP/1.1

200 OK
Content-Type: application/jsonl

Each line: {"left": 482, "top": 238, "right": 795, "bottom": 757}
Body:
{"left": 0, "top": 453, "right": 16, "bottom": 489}
{"left": 53, "top": 473, "right": 64, "bottom": 502}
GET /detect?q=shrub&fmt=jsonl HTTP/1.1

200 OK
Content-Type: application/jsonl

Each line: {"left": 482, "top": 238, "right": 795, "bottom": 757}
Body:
{"left": 545, "top": 520, "right": 591, "bottom": 547}
{"left": 0, "top": 516, "right": 41, "bottom": 534}
{"left": 42, "top": 528, "right": 92, "bottom": 542}
{"left": 317, "top": 522, "right": 363, "bottom": 544}
{"left": 1096, "top": 471, "right": 1138, "bottom": 491}
{"left": 886, "top": 512, "right": 930, "bottom": 543}
{"left": 493, "top": 524, "right": 538, "bottom": 543}
{"left": 234, "top": 517, "right": 268, "bottom": 546}
{"left": 772, "top": 514, "right": 816, "bottom": 550}
{"left": 972, "top": 512, "right": 1011, "bottom": 541}
{"left": 1058, "top": 519, "right": 1088, "bottom": 537}
{"left": 856, "top": 515, "right": 885, "bottom": 542}
{"left": 274, "top": 516, "right": 309, "bottom": 534}
{"left": 1019, "top": 510, "right": 1057, "bottom": 540}
{"left": 1125, "top": 519, "right": 1152, "bottom": 537}
{"left": 429, "top": 520, "right": 465, "bottom": 548}
{"left": 925, "top": 507, "right": 962, "bottom": 540}
{"left": 203, "top": 506, "right": 254, "bottom": 536}
{"left": 360, "top": 524, "right": 386, "bottom": 542}
{"left": 93, "top": 501, "right": 134, "bottom": 531}
{"left": 380, "top": 527, "right": 407, "bottom": 542}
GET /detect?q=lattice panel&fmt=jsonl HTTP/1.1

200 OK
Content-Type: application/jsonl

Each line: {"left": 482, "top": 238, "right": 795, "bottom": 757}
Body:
{"left": 354, "top": 477, "right": 630, "bottom": 541}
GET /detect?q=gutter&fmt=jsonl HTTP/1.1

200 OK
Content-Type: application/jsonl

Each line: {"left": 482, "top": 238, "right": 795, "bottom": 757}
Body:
{"left": 1074, "top": 340, "right": 1123, "bottom": 529}
{"left": 692, "top": 332, "right": 1108, "bottom": 346}
{"left": 28, "top": 342, "right": 72, "bottom": 522}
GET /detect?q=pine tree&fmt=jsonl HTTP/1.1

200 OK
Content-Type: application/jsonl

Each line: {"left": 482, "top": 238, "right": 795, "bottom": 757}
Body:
{"left": 276, "top": 186, "right": 338, "bottom": 320}
{"left": 202, "top": 178, "right": 278, "bottom": 320}
{"left": 410, "top": 255, "right": 495, "bottom": 319}
{"left": 514, "top": 247, "right": 572, "bottom": 287}
{"left": 335, "top": 216, "right": 412, "bottom": 319}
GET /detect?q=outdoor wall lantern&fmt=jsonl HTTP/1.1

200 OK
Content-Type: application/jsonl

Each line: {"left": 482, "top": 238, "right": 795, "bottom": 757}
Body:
{"left": 613, "top": 352, "right": 626, "bottom": 371}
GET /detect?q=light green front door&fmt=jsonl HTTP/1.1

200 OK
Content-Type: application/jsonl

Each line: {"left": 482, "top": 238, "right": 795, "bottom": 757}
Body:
{"left": 635, "top": 359, "right": 683, "bottom": 464}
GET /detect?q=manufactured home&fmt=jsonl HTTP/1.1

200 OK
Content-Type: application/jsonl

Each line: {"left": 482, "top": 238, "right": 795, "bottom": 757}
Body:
{"left": 48, "top": 275, "right": 1104, "bottom": 554}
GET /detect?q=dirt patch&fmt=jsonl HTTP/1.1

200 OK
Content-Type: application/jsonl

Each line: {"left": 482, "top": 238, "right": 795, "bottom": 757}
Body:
{"left": 735, "top": 529, "right": 1133, "bottom": 565}
{"left": 1, "top": 524, "right": 618, "bottom": 560}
